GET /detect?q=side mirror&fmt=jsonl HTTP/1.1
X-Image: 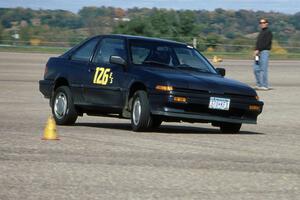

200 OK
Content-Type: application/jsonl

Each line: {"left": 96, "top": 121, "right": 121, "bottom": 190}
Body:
{"left": 216, "top": 68, "right": 226, "bottom": 77}
{"left": 109, "top": 56, "right": 127, "bottom": 66}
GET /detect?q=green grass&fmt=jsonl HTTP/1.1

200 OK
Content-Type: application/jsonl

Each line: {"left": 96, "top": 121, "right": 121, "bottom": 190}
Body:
{"left": 0, "top": 45, "right": 69, "bottom": 54}
{"left": 0, "top": 45, "right": 299, "bottom": 60}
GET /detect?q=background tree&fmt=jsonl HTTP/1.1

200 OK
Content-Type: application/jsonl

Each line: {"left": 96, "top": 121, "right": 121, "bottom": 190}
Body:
{"left": 0, "top": 6, "right": 299, "bottom": 55}
{"left": 0, "top": 23, "right": 3, "bottom": 42}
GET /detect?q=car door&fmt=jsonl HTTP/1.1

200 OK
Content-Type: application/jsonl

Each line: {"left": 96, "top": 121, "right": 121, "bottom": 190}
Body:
{"left": 65, "top": 37, "right": 100, "bottom": 104}
{"left": 83, "top": 37, "right": 127, "bottom": 108}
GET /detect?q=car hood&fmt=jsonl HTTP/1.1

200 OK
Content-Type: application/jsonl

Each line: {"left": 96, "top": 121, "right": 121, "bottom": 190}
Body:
{"left": 142, "top": 67, "right": 256, "bottom": 96}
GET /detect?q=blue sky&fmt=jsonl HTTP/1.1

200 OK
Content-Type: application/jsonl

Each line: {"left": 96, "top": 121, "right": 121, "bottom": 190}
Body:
{"left": 0, "top": 0, "right": 299, "bottom": 14}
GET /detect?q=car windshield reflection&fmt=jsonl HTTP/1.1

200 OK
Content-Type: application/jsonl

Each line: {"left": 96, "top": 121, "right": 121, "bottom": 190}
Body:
{"left": 130, "top": 40, "right": 216, "bottom": 74}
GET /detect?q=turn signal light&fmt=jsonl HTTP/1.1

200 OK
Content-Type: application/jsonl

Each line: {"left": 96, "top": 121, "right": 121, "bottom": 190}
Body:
{"left": 255, "top": 95, "right": 260, "bottom": 100}
{"left": 249, "top": 105, "right": 260, "bottom": 111}
{"left": 174, "top": 96, "right": 187, "bottom": 103}
{"left": 155, "top": 85, "right": 173, "bottom": 91}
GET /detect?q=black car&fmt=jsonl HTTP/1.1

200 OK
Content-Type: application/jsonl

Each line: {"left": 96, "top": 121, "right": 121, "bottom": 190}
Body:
{"left": 39, "top": 34, "right": 263, "bottom": 133}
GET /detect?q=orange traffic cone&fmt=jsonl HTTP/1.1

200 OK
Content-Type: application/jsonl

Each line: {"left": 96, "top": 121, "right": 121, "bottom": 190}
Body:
{"left": 42, "top": 116, "right": 59, "bottom": 140}
{"left": 212, "top": 56, "right": 223, "bottom": 63}
{"left": 212, "top": 56, "right": 218, "bottom": 63}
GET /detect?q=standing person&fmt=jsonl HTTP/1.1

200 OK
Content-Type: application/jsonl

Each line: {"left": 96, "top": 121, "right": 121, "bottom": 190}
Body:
{"left": 253, "top": 18, "right": 273, "bottom": 90}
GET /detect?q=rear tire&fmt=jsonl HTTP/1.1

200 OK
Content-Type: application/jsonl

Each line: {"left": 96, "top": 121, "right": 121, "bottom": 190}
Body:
{"left": 52, "top": 86, "right": 78, "bottom": 125}
{"left": 131, "top": 90, "right": 152, "bottom": 131}
{"left": 220, "top": 122, "right": 242, "bottom": 133}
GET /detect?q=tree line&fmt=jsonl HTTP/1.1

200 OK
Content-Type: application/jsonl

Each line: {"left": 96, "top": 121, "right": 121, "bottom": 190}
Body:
{"left": 0, "top": 6, "right": 299, "bottom": 53}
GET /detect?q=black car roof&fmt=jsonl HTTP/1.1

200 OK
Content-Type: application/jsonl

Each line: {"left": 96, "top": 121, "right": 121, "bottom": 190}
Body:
{"left": 94, "top": 34, "right": 188, "bottom": 46}
{"left": 61, "top": 34, "right": 190, "bottom": 58}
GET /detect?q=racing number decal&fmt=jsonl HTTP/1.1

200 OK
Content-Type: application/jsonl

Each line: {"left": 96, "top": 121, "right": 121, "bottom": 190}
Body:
{"left": 93, "top": 67, "right": 113, "bottom": 85}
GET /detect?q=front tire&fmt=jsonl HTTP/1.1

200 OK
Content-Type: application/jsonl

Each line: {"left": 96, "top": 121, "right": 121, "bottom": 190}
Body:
{"left": 131, "top": 90, "right": 152, "bottom": 131}
{"left": 220, "top": 122, "right": 242, "bottom": 133}
{"left": 52, "top": 86, "right": 78, "bottom": 125}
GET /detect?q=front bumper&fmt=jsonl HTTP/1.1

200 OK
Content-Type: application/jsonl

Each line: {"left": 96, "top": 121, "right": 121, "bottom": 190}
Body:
{"left": 149, "top": 89, "right": 263, "bottom": 124}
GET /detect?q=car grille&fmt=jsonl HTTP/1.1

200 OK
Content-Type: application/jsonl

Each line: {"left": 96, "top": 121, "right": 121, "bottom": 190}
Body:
{"left": 169, "top": 88, "right": 256, "bottom": 118}
{"left": 173, "top": 87, "right": 255, "bottom": 101}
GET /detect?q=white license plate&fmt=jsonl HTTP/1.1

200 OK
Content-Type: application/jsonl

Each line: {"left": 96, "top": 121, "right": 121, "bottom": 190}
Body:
{"left": 209, "top": 97, "right": 230, "bottom": 110}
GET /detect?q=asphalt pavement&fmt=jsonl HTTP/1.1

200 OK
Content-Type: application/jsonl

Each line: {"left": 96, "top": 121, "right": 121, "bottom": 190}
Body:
{"left": 0, "top": 52, "right": 299, "bottom": 200}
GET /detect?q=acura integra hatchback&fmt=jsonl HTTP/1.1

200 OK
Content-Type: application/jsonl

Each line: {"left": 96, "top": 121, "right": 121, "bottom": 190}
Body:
{"left": 39, "top": 34, "right": 263, "bottom": 133}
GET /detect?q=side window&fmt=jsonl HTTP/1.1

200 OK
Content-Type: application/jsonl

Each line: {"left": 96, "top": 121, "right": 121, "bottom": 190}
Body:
{"left": 71, "top": 38, "right": 99, "bottom": 62}
{"left": 131, "top": 46, "right": 150, "bottom": 64}
{"left": 94, "top": 38, "right": 125, "bottom": 64}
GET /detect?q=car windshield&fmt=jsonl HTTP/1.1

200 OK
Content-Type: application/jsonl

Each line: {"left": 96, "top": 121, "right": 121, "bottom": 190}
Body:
{"left": 129, "top": 40, "right": 217, "bottom": 74}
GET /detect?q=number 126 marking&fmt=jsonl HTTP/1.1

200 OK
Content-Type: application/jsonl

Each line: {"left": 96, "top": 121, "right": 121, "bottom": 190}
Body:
{"left": 93, "top": 67, "right": 113, "bottom": 85}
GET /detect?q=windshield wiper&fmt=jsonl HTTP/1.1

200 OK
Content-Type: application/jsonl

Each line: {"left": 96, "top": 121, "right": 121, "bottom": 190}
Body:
{"left": 143, "top": 60, "right": 172, "bottom": 68}
{"left": 176, "top": 66, "right": 211, "bottom": 73}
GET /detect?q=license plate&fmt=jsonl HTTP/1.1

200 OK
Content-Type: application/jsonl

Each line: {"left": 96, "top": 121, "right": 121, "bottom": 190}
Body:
{"left": 209, "top": 97, "right": 230, "bottom": 110}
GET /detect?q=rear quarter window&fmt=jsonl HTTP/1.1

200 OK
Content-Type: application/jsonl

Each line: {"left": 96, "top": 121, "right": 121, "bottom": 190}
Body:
{"left": 71, "top": 38, "right": 99, "bottom": 62}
